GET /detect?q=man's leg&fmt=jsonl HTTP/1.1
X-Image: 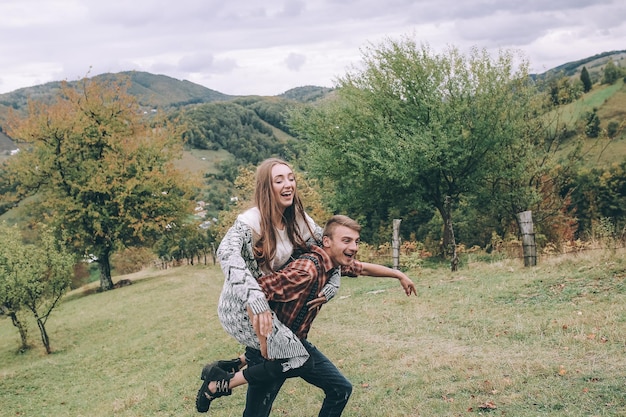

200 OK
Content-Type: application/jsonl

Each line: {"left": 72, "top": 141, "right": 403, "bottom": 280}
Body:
{"left": 242, "top": 347, "right": 286, "bottom": 417}
{"left": 299, "top": 340, "right": 352, "bottom": 417}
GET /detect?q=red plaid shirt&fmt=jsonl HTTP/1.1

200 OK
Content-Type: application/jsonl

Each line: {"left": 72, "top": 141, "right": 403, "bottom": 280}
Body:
{"left": 258, "top": 245, "right": 362, "bottom": 339}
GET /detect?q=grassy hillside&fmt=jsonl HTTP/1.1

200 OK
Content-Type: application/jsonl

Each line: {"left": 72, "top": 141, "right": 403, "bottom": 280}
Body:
{"left": 550, "top": 79, "right": 626, "bottom": 167}
{"left": 1, "top": 250, "right": 625, "bottom": 416}
{"left": 536, "top": 50, "right": 626, "bottom": 82}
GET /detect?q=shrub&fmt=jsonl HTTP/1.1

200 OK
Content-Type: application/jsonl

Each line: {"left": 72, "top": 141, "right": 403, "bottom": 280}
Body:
{"left": 607, "top": 121, "right": 620, "bottom": 138}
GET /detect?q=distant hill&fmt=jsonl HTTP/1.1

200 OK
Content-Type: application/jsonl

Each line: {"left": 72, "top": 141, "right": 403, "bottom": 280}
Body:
{"left": 532, "top": 49, "right": 626, "bottom": 82}
{"left": 0, "top": 71, "right": 232, "bottom": 114}
{"left": 0, "top": 72, "right": 333, "bottom": 135}
{"left": 101, "top": 71, "right": 233, "bottom": 108}
{"left": 279, "top": 85, "right": 335, "bottom": 102}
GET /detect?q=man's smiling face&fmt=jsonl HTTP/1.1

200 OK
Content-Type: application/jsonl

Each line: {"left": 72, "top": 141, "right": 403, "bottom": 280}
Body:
{"left": 323, "top": 224, "right": 360, "bottom": 268}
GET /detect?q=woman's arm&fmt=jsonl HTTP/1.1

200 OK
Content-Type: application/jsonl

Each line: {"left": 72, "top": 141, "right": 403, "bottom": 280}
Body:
{"left": 217, "top": 219, "right": 273, "bottom": 334}
{"left": 304, "top": 214, "right": 341, "bottom": 302}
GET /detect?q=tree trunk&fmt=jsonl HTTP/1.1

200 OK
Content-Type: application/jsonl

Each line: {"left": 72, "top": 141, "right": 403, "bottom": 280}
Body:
{"left": 9, "top": 311, "right": 29, "bottom": 352}
{"left": 36, "top": 316, "right": 51, "bottom": 354}
{"left": 439, "top": 196, "right": 459, "bottom": 272}
{"left": 99, "top": 255, "right": 114, "bottom": 291}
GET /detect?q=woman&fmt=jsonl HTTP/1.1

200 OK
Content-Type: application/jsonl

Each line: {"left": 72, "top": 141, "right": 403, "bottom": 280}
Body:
{"left": 215, "top": 158, "right": 338, "bottom": 366}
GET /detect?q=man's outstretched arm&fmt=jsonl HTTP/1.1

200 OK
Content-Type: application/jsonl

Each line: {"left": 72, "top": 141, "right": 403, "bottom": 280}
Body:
{"left": 358, "top": 262, "right": 417, "bottom": 296}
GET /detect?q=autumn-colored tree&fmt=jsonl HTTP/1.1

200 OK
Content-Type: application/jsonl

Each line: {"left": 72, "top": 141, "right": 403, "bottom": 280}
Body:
{"left": 4, "top": 77, "right": 196, "bottom": 291}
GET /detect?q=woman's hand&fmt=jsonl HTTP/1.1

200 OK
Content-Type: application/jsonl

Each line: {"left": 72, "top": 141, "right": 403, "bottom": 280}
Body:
{"left": 248, "top": 307, "right": 272, "bottom": 358}
{"left": 254, "top": 310, "right": 273, "bottom": 337}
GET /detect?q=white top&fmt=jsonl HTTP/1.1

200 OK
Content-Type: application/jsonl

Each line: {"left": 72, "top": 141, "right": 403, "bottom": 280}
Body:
{"left": 237, "top": 207, "right": 317, "bottom": 271}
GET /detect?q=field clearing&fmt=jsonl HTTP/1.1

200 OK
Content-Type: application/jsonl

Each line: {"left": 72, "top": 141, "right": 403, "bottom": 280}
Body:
{"left": 1, "top": 249, "right": 625, "bottom": 416}
{"left": 175, "top": 148, "right": 234, "bottom": 175}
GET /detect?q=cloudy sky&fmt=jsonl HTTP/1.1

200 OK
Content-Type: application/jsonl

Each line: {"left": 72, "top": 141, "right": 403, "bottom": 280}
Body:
{"left": 1, "top": 0, "right": 624, "bottom": 96}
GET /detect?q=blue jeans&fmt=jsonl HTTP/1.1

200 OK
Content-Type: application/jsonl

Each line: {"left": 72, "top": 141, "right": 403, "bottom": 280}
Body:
{"left": 243, "top": 339, "right": 352, "bottom": 417}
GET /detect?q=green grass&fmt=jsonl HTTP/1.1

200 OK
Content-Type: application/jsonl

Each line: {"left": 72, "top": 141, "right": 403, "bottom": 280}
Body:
{"left": 1, "top": 250, "right": 626, "bottom": 416}
{"left": 556, "top": 80, "right": 626, "bottom": 167}
{"left": 176, "top": 148, "right": 235, "bottom": 175}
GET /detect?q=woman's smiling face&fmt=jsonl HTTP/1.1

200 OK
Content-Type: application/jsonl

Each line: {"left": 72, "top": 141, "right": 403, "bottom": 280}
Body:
{"left": 271, "top": 163, "right": 296, "bottom": 211}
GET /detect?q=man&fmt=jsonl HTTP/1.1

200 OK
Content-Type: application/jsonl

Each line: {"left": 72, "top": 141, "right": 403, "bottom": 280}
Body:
{"left": 197, "top": 215, "right": 416, "bottom": 415}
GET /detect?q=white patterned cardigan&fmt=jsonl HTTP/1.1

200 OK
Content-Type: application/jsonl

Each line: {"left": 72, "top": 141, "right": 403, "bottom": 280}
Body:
{"left": 216, "top": 218, "right": 341, "bottom": 371}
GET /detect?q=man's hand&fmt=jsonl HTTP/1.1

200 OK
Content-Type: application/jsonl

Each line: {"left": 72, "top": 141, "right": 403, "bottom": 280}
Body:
{"left": 307, "top": 292, "right": 327, "bottom": 310}
{"left": 399, "top": 274, "right": 417, "bottom": 296}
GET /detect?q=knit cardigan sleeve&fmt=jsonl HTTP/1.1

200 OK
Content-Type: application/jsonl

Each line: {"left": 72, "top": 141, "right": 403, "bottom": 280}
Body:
{"left": 216, "top": 218, "right": 270, "bottom": 315}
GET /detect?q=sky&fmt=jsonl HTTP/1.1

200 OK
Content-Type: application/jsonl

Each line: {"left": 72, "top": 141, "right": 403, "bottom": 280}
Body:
{"left": 1, "top": 0, "right": 624, "bottom": 96}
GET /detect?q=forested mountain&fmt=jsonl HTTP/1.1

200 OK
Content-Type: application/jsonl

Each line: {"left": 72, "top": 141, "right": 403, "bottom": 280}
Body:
{"left": 0, "top": 71, "right": 231, "bottom": 113}
{"left": 177, "top": 100, "right": 303, "bottom": 165}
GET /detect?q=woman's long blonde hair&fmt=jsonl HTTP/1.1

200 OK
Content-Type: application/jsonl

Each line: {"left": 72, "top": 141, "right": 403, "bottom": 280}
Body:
{"left": 253, "top": 158, "right": 314, "bottom": 271}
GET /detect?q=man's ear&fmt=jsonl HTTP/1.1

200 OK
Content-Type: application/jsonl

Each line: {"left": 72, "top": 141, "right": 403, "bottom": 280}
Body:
{"left": 322, "top": 235, "right": 331, "bottom": 248}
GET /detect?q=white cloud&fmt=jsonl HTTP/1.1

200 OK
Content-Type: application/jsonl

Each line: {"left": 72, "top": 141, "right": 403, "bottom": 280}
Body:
{"left": 0, "top": 0, "right": 624, "bottom": 95}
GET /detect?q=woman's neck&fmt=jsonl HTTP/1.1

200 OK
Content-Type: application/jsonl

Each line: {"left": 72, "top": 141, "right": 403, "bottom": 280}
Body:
{"left": 272, "top": 211, "right": 286, "bottom": 230}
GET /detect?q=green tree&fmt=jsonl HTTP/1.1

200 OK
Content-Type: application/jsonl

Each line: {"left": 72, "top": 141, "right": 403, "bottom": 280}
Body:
{"left": 290, "top": 39, "right": 538, "bottom": 270}
{"left": 607, "top": 121, "right": 620, "bottom": 138}
{"left": 602, "top": 59, "right": 622, "bottom": 84}
{"left": 580, "top": 66, "right": 592, "bottom": 92}
{"left": 5, "top": 77, "right": 196, "bottom": 291}
{"left": 567, "top": 161, "right": 626, "bottom": 238}
{"left": 0, "top": 223, "right": 30, "bottom": 351}
{"left": 0, "top": 223, "right": 74, "bottom": 353}
{"left": 584, "top": 109, "right": 601, "bottom": 138}
{"left": 473, "top": 80, "right": 584, "bottom": 248}
{"left": 18, "top": 225, "right": 74, "bottom": 353}
{"left": 549, "top": 76, "right": 582, "bottom": 105}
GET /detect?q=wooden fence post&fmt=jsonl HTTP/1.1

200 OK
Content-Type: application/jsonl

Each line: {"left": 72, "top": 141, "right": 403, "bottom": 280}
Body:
{"left": 392, "top": 219, "right": 401, "bottom": 269}
{"left": 517, "top": 210, "right": 537, "bottom": 267}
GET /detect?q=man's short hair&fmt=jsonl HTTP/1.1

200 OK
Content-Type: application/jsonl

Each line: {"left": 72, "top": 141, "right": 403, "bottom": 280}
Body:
{"left": 323, "top": 215, "right": 361, "bottom": 238}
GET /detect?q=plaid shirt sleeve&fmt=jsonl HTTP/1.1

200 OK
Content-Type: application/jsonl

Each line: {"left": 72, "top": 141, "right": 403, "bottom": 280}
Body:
{"left": 257, "top": 257, "right": 320, "bottom": 302}
{"left": 340, "top": 260, "right": 363, "bottom": 277}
